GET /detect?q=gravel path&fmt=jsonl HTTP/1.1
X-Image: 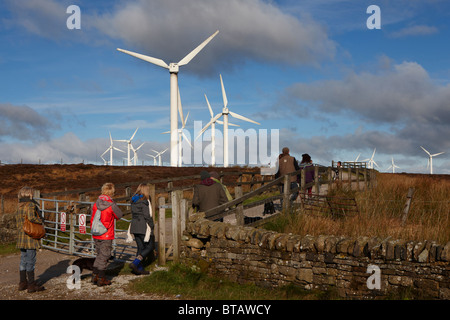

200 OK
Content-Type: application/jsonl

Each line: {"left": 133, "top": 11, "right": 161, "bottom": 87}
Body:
{"left": 0, "top": 249, "right": 174, "bottom": 300}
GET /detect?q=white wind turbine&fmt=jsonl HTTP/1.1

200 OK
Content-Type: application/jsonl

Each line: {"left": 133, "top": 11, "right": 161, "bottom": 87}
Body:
{"left": 387, "top": 157, "right": 400, "bottom": 173}
{"left": 131, "top": 142, "right": 145, "bottom": 166}
{"left": 101, "top": 132, "right": 125, "bottom": 165}
{"left": 420, "top": 146, "right": 444, "bottom": 174}
{"left": 146, "top": 153, "right": 157, "bottom": 166}
{"left": 114, "top": 128, "right": 139, "bottom": 166}
{"left": 117, "top": 30, "right": 219, "bottom": 167}
{"left": 152, "top": 148, "right": 168, "bottom": 166}
{"left": 197, "top": 74, "right": 260, "bottom": 167}
{"left": 199, "top": 94, "right": 239, "bottom": 166}
{"left": 362, "top": 148, "right": 379, "bottom": 169}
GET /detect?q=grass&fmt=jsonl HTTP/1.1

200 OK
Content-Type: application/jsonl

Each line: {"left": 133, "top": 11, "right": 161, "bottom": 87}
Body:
{"left": 0, "top": 243, "right": 19, "bottom": 256}
{"left": 127, "top": 262, "right": 340, "bottom": 300}
{"left": 265, "top": 173, "right": 450, "bottom": 243}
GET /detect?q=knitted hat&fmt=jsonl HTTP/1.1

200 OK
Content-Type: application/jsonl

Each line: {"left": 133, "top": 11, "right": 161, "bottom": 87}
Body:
{"left": 200, "top": 170, "right": 210, "bottom": 180}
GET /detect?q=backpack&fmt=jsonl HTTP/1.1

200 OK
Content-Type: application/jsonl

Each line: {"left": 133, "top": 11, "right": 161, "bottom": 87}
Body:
{"left": 91, "top": 209, "right": 107, "bottom": 236}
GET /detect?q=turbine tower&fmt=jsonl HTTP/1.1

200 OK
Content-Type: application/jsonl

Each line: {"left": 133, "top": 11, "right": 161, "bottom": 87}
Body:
{"left": 114, "top": 128, "right": 139, "bottom": 166}
{"left": 117, "top": 30, "right": 219, "bottom": 167}
{"left": 420, "top": 146, "right": 444, "bottom": 174}
{"left": 387, "top": 157, "right": 400, "bottom": 173}
{"left": 197, "top": 74, "right": 260, "bottom": 167}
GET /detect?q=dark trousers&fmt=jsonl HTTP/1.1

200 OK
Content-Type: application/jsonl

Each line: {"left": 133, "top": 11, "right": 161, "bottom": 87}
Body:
{"left": 93, "top": 239, "right": 112, "bottom": 271}
{"left": 134, "top": 234, "right": 155, "bottom": 260}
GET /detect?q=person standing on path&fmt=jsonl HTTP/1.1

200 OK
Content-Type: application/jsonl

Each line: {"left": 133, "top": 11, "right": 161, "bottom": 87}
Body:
{"left": 15, "top": 186, "right": 45, "bottom": 293}
{"left": 128, "top": 184, "right": 155, "bottom": 275}
{"left": 90, "top": 183, "right": 124, "bottom": 286}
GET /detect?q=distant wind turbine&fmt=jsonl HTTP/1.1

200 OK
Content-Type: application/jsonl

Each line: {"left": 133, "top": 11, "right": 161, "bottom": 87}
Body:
{"left": 117, "top": 30, "right": 219, "bottom": 167}
{"left": 420, "top": 146, "right": 444, "bottom": 174}
{"left": 197, "top": 74, "right": 260, "bottom": 167}
{"left": 101, "top": 132, "right": 125, "bottom": 165}
{"left": 387, "top": 157, "right": 400, "bottom": 173}
{"left": 146, "top": 153, "right": 157, "bottom": 166}
{"left": 198, "top": 94, "right": 239, "bottom": 166}
{"left": 114, "top": 128, "right": 139, "bottom": 166}
{"left": 131, "top": 142, "right": 145, "bottom": 166}
{"left": 152, "top": 148, "right": 168, "bottom": 166}
{"left": 362, "top": 148, "right": 379, "bottom": 169}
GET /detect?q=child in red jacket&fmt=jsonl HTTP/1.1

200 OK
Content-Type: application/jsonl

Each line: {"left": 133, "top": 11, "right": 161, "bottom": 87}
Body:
{"left": 90, "top": 183, "right": 123, "bottom": 286}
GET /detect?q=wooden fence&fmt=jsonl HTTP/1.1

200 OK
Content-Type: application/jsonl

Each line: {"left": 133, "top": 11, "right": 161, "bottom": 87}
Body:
{"left": 34, "top": 164, "right": 376, "bottom": 265}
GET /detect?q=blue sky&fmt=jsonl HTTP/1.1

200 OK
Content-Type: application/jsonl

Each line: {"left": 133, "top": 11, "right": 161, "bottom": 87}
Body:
{"left": 0, "top": 0, "right": 449, "bottom": 173}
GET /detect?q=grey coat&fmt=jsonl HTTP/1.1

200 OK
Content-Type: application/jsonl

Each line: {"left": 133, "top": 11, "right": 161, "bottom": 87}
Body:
{"left": 130, "top": 198, "right": 154, "bottom": 235}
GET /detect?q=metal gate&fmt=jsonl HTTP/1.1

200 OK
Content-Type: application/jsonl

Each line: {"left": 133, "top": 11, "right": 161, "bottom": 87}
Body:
{"left": 36, "top": 197, "right": 137, "bottom": 262}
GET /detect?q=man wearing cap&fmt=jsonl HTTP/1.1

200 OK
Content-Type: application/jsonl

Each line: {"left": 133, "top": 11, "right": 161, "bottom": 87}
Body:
{"left": 192, "top": 170, "right": 229, "bottom": 221}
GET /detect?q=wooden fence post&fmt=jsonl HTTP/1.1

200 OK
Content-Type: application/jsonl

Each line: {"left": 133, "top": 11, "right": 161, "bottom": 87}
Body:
{"left": 148, "top": 184, "right": 156, "bottom": 219}
{"left": 171, "top": 190, "right": 182, "bottom": 263}
{"left": 283, "top": 175, "right": 290, "bottom": 212}
{"left": 235, "top": 186, "right": 244, "bottom": 226}
{"left": 401, "top": 188, "right": 415, "bottom": 226}
{"left": 1, "top": 194, "right": 4, "bottom": 214}
{"left": 158, "top": 196, "right": 166, "bottom": 266}
{"left": 314, "top": 166, "right": 319, "bottom": 194}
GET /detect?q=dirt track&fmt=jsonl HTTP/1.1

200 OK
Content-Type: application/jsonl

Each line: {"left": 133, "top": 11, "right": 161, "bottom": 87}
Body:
{"left": 0, "top": 249, "right": 175, "bottom": 300}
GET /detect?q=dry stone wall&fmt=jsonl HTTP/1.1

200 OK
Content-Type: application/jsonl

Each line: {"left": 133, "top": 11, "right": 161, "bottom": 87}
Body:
{"left": 182, "top": 213, "right": 450, "bottom": 299}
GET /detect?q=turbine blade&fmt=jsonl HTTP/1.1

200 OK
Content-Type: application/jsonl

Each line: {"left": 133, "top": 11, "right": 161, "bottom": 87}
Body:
{"left": 431, "top": 152, "right": 445, "bottom": 157}
{"left": 182, "top": 132, "right": 194, "bottom": 149}
{"left": 117, "top": 48, "right": 169, "bottom": 69}
{"left": 220, "top": 74, "right": 228, "bottom": 108}
{"left": 420, "top": 146, "right": 431, "bottom": 156}
{"left": 229, "top": 111, "right": 260, "bottom": 125}
{"left": 196, "top": 113, "right": 222, "bottom": 139}
{"left": 217, "top": 120, "right": 240, "bottom": 127}
{"left": 204, "top": 94, "right": 214, "bottom": 118}
{"left": 113, "top": 147, "right": 125, "bottom": 153}
{"left": 178, "top": 30, "right": 219, "bottom": 66}
{"left": 178, "top": 87, "right": 185, "bottom": 127}
{"left": 130, "top": 128, "right": 139, "bottom": 140}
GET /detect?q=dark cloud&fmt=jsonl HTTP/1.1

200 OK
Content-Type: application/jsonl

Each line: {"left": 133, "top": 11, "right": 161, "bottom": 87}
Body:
{"left": 0, "top": 103, "right": 54, "bottom": 141}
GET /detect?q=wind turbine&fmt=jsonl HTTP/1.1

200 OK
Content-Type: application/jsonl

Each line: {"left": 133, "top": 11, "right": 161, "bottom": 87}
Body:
{"left": 199, "top": 94, "right": 239, "bottom": 166}
{"left": 362, "top": 148, "right": 379, "bottom": 169}
{"left": 146, "top": 153, "right": 157, "bottom": 166}
{"left": 197, "top": 74, "right": 260, "bottom": 167}
{"left": 152, "top": 148, "right": 168, "bottom": 166}
{"left": 117, "top": 30, "right": 219, "bottom": 167}
{"left": 101, "top": 132, "right": 125, "bottom": 165}
{"left": 131, "top": 142, "right": 145, "bottom": 166}
{"left": 387, "top": 157, "right": 400, "bottom": 173}
{"left": 420, "top": 146, "right": 444, "bottom": 174}
{"left": 114, "top": 128, "right": 139, "bottom": 166}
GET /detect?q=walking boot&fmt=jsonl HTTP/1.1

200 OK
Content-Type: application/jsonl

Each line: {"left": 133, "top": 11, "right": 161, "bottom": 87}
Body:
{"left": 129, "top": 258, "right": 141, "bottom": 275}
{"left": 91, "top": 267, "right": 99, "bottom": 285}
{"left": 97, "top": 270, "right": 111, "bottom": 287}
{"left": 26, "top": 271, "right": 45, "bottom": 293}
{"left": 18, "top": 270, "right": 27, "bottom": 291}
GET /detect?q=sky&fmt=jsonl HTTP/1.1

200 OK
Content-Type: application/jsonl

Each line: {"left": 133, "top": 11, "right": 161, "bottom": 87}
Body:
{"left": 0, "top": 0, "right": 449, "bottom": 173}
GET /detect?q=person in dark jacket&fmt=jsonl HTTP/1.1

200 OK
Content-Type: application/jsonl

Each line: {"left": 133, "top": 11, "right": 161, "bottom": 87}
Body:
{"left": 15, "top": 186, "right": 45, "bottom": 293}
{"left": 192, "top": 171, "right": 228, "bottom": 221}
{"left": 129, "top": 184, "right": 154, "bottom": 275}
{"left": 90, "top": 182, "right": 123, "bottom": 286}
{"left": 300, "top": 153, "right": 315, "bottom": 198}
{"left": 275, "top": 147, "right": 300, "bottom": 205}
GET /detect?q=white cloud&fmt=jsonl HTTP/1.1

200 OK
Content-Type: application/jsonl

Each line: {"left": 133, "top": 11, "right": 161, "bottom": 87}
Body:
{"left": 89, "top": 0, "right": 336, "bottom": 74}
{"left": 390, "top": 25, "right": 439, "bottom": 38}
{"left": 282, "top": 60, "right": 450, "bottom": 157}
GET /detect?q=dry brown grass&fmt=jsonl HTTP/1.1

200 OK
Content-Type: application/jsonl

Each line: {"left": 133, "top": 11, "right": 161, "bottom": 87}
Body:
{"left": 269, "top": 173, "right": 450, "bottom": 244}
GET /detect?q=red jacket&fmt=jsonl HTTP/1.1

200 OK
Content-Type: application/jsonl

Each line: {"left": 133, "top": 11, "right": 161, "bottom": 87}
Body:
{"left": 90, "top": 195, "right": 123, "bottom": 240}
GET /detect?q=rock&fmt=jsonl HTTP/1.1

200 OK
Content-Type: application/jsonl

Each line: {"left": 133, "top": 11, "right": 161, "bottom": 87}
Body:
{"left": 439, "top": 242, "right": 450, "bottom": 261}
{"left": 185, "top": 238, "right": 204, "bottom": 249}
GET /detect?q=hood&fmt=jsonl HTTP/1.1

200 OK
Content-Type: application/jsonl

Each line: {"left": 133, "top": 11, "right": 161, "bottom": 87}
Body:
{"left": 96, "top": 195, "right": 113, "bottom": 211}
